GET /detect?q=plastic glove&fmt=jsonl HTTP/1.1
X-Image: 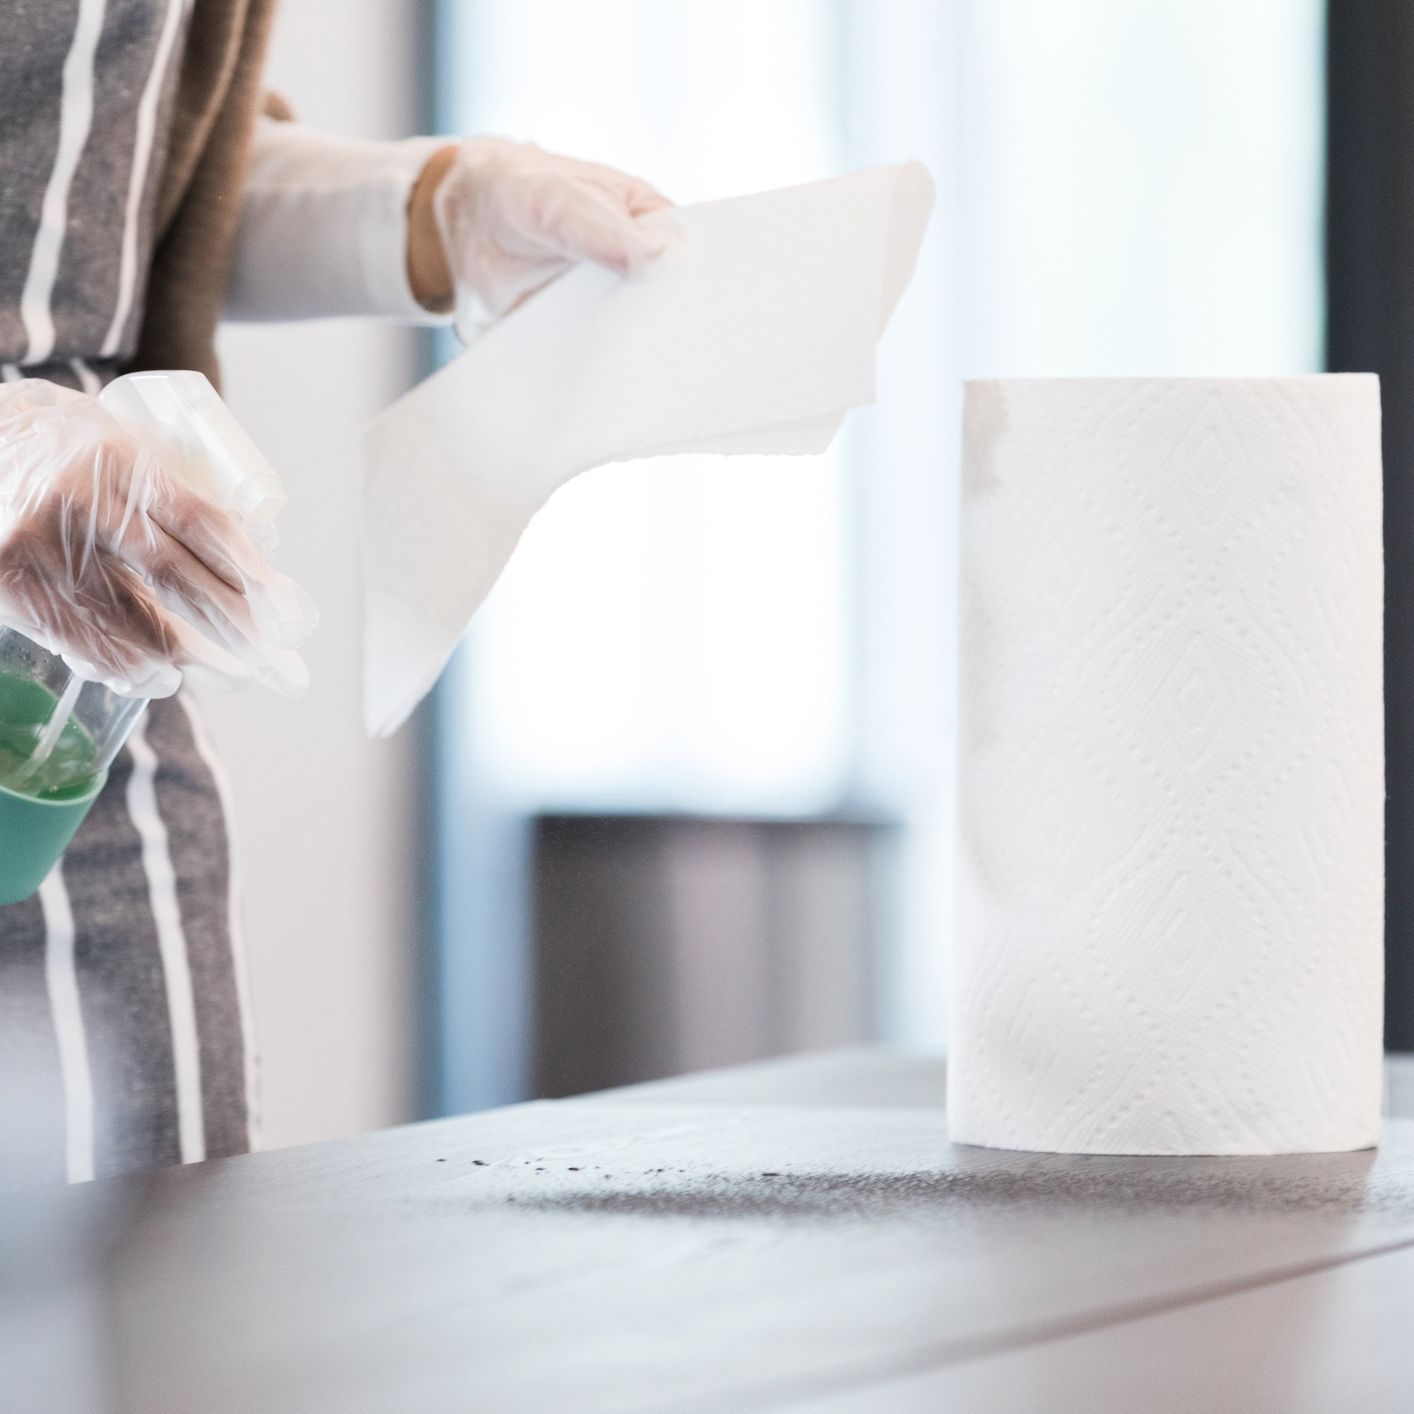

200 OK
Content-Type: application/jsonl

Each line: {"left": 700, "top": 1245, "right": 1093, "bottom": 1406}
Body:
{"left": 432, "top": 137, "right": 673, "bottom": 338}
{"left": 0, "top": 379, "right": 306, "bottom": 698}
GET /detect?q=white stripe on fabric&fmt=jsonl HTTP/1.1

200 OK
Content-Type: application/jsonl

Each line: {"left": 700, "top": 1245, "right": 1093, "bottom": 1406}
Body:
{"left": 69, "top": 358, "right": 100, "bottom": 394}
{"left": 19, "top": 0, "right": 107, "bottom": 365}
{"left": 100, "top": 0, "right": 186, "bottom": 358}
{"left": 125, "top": 714, "right": 205, "bottom": 1164}
{"left": 40, "top": 865, "right": 95, "bottom": 1184}
{"left": 176, "top": 693, "right": 262, "bottom": 1150}
{"left": 0, "top": 364, "right": 20, "bottom": 383}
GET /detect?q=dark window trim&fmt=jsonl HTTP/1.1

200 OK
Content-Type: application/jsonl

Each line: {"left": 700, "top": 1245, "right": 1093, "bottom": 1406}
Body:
{"left": 1327, "top": 0, "right": 1414, "bottom": 1046}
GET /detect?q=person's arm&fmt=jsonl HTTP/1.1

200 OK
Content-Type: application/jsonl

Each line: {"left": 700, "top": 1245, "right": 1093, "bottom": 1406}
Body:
{"left": 405, "top": 143, "right": 457, "bottom": 313}
{"left": 224, "top": 117, "right": 453, "bottom": 323}
{"left": 225, "top": 119, "right": 672, "bottom": 332}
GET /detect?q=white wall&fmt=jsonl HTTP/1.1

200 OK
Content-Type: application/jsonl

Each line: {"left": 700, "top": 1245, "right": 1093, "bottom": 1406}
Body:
{"left": 199, "top": 0, "right": 426, "bottom": 1149}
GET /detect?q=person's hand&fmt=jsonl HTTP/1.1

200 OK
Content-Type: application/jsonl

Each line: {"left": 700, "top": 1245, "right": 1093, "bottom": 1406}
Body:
{"left": 406, "top": 137, "right": 673, "bottom": 337}
{"left": 0, "top": 379, "right": 281, "bottom": 697}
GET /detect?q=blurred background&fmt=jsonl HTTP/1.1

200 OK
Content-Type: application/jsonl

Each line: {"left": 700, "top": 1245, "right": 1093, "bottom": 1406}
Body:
{"left": 205, "top": 0, "right": 1334, "bottom": 1148}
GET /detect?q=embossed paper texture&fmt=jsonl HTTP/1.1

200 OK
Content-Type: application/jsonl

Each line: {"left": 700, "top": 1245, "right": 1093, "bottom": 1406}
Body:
{"left": 949, "top": 377, "right": 1384, "bottom": 1156}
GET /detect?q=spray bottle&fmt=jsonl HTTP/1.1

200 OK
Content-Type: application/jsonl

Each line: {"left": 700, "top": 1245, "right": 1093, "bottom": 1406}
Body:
{"left": 0, "top": 371, "right": 309, "bottom": 905}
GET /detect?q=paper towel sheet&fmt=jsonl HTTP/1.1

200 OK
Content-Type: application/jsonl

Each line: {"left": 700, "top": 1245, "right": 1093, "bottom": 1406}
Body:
{"left": 361, "top": 162, "right": 934, "bottom": 736}
{"left": 951, "top": 376, "right": 1384, "bottom": 1156}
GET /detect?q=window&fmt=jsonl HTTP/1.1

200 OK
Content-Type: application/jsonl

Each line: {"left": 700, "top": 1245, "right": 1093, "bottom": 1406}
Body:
{"left": 430, "top": 0, "right": 1325, "bottom": 1108}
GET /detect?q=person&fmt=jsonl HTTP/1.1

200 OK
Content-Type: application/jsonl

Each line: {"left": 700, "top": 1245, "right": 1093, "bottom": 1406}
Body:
{"left": 0, "top": 0, "right": 669, "bottom": 1181}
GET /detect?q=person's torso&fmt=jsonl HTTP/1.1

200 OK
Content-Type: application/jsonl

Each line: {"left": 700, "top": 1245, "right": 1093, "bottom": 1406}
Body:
{"left": 0, "top": 0, "right": 192, "bottom": 390}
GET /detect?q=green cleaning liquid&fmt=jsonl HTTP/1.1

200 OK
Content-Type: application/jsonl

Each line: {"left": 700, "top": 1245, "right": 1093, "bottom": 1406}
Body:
{"left": 0, "top": 671, "right": 107, "bottom": 906}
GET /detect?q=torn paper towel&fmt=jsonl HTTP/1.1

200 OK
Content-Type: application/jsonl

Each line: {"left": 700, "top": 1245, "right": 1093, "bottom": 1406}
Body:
{"left": 951, "top": 376, "right": 1384, "bottom": 1156}
{"left": 361, "top": 162, "right": 935, "bottom": 737}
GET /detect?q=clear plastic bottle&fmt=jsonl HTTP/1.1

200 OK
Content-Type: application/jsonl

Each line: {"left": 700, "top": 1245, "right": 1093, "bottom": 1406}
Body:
{"left": 0, "top": 627, "right": 148, "bottom": 904}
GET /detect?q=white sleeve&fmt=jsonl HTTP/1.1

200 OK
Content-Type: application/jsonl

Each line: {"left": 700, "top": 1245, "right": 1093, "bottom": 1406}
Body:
{"left": 224, "top": 118, "right": 455, "bottom": 324}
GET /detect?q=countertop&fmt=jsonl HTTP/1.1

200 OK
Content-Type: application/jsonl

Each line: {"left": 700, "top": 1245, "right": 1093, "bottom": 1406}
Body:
{"left": 10, "top": 1049, "right": 1414, "bottom": 1413}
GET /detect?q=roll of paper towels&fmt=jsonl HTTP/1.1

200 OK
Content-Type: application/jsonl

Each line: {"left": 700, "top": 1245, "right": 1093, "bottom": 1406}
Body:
{"left": 950, "top": 376, "right": 1384, "bottom": 1156}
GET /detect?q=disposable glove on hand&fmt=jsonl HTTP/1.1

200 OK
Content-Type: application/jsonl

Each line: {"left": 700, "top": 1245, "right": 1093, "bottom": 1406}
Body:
{"left": 432, "top": 137, "right": 674, "bottom": 339}
{"left": 0, "top": 379, "right": 308, "bottom": 698}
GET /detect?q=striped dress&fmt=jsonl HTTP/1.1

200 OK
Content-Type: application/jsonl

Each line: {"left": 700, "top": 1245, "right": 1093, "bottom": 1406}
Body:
{"left": 0, "top": 0, "right": 256, "bottom": 1181}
